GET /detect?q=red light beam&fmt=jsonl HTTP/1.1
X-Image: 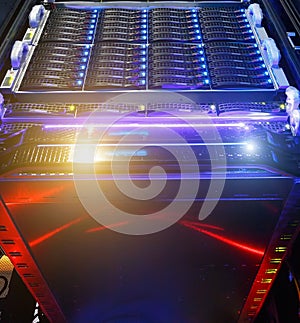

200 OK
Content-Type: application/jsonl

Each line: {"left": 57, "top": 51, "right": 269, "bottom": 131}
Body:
{"left": 180, "top": 221, "right": 265, "bottom": 257}
{"left": 29, "top": 217, "right": 84, "bottom": 247}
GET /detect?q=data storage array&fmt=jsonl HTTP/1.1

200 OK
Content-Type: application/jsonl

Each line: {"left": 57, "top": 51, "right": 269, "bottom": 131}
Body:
{"left": 20, "top": 6, "right": 273, "bottom": 91}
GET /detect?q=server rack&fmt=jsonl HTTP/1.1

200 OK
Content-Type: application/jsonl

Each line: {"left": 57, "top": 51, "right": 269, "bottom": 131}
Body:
{"left": 0, "top": 1, "right": 299, "bottom": 322}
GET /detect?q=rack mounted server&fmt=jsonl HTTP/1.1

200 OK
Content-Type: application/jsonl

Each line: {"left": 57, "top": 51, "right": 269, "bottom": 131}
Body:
{"left": 0, "top": 1, "right": 299, "bottom": 322}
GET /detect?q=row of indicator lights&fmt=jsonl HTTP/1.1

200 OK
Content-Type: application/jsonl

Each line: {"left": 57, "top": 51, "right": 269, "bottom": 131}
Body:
{"left": 77, "top": 45, "right": 92, "bottom": 86}
{"left": 192, "top": 12, "right": 210, "bottom": 85}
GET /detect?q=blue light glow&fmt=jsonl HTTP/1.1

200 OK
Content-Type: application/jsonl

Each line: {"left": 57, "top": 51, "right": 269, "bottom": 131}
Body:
{"left": 90, "top": 24, "right": 95, "bottom": 29}
{"left": 88, "top": 36, "right": 92, "bottom": 40}
{"left": 205, "top": 79, "right": 210, "bottom": 84}
{"left": 194, "top": 24, "right": 199, "bottom": 28}
{"left": 142, "top": 24, "right": 146, "bottom": 28}
{"left": 141, "top": 80, "right": 146, "bottom": 85}
{"left": 268, "top": 79, "right": 272, "bottom": 83}
{"left": 81, "top": 65, "right": 86, "bottom": 70}
{"left": 89, "top": 30, "right": 93, "bottom": 34}
{"left": 141, "top": 64, "right": 146, "bottom": 69}
{"left": 84, "top": 51, "right": 89, "bottom": 56}
{"left": 142, "top": 14, "right": 147, "bottom": 18}
{"left": 142, "top": 51, "right": 146, "bottom": 55}
{"left": 141, "top": 72, "right": 146, "bottom": 77}
{"left": 202, "top": 64, "right": 206, "bottom": 68}
{"left": 77, "top": 80, "right": 83, "bottom": 85}
{"left": 141, "top": 57, "right": 146, "bottom": 62}
{"left": 92, "top": 14, "right": 96, "bottom": 18}
{"left": 79, "top": 72, "right": 84, "bottom": 77}
{"left": 82, "top": 58, "right": 87, "bottom": 62}
{"left": 93, "top": 9, "right": 97, "bottom": 13}
{"left": 203, "top": 72, "right": 208, "bottom": 76}
{"left": 193, "top": 19, "right": 197, "bottom": 23}
{"left": 264, "top": 71, "right": 269, "bottom": 75}
{"left": 142, "top": 36, "right": 146, "bottom": 40}
{"left": 201, "top": 57, "right": 205, "bottom": 62}
{"left": 193, "top": 14, "right": 197, "bottom": 18}
{"left": 91, "top": 19, "right": 96, "bottom": 23}
{"left": 197, "top": 36, "right": 201, "bottom": 39}
{"left": 142, "top": 30, "right": 147, "bottom": 34}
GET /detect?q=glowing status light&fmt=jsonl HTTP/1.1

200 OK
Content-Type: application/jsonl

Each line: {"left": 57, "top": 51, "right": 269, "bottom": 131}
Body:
{"left": 93, "top": 9, "right": 97, "bottom": 12}
{"left": 141, "top": 64, "right": 146, "bottom": 69}
{"left": 245, "top": 142, "right": 255, "bottom": 151}
{"left": 82, "top": 58, "right": 87, "bottom": 62}
{"left": 142, "top": 14, "right": 147, "bottom": 18}
{"left": 142, "top": 19, "right": 147, "bottom": 23}
{"left": 84, "top": 51, "right": 89, "bottom": 56}
{"left": 205, "top": 79, "right": 210, "bottom": 84}
{"left": 193, "top": 19, "right": 198, "bottom": 23}
{"left": 77, "top": 80, "right": 83, "bottom": 86}
{"left": 141, "top": 57, "right": 146, "bottom": 62}
{"left": 69, "top": 105, "right": 76, "bottom": 112}
{"left": 142, "top": 30, "right": 147, "bottom": 34}
{"left": 140, "top": 72, "right": 146, "bottom": 77}
{"left": 280, "top": 103, "right": 286, "bottom": 110}
{"left": 140, "top": 80, "right": 146, "bottom": 85}
{"left": 194, "top": 24, "right": 199, "bottom": 28}
{"left": 192, "top": 14, "right": 197, "bottom": 17}
{"left": 88, "top": 36, "right": 92, "bottom": 40}
{"left": 89, "top": 30, "right": 93, "bottom": 34}
{"left": 201, "top": 57, "right": 205, "bottom": 62}
{"left": 92, "top": 14, "right": 97, "bottom": 18}
{"left": 264, "top": 71, "right": 269, "bottom": 75}
{"left": 195, "top": 30, "right": 200, "bottom": 34}
{"left": 91, "top": 19, "right": 96, "bottom": 23}
{"left": 79, "top": 72, "right": 84, "bottom": 77}
{"left": 203, "top": 72, "right": 208, "bottom": 76}
{"left": 141, "top": 50, "right": 146, "bottom": 55}
{"left": 268, "top": 79, "right": 272, "bottom": 83}
{"left": 197, "top": 35, "right": 201, "bottom": 39}
{"left": 142, "top": 24, "right": 147, "bottom": 29}
{"left": 90, "top": 24, "right": 95, "bottom": 29}
{"left": 262, "top": 64, "right": 266, "bottom": 68}
{"left": 142, "top": 36, "right": 147, "bottom": 40}
{"left": 202, "top": 64, "right": 206, "bottom": 68}
{"left": 81, "top": 65, "right": 86, "bottom": 70}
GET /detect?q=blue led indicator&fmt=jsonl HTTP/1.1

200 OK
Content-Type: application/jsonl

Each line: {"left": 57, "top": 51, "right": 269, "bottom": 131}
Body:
{"left": 251, "top": 35, "right": 255, "bottom": 39}
{"left": 82, "top": 58, "right": 87, "bottom": 62}
{"left": 142, "top": 14, "right": 147, "bottom": 18}
{"left": 142, "top": 30, "right": 147, "bottom": 34}
{"left": 201, "top": 57, "right": 205, "bottom": 62}
{"left": 90, "top": 24, "right": 95, "bottom": 29}
{"left": 141, "top": 57, "right": 146, "bottom": 62}
{"left": 259, "top": 57, "right": 263, "bottom": 61}
{"left": 92, "top": 14, "right": 96, "bottom": 18}
{"left": 192, "top": 9, "right": 196, "bottom": 13}
{"left": 199, "top": 50, "right": 203, "bottom": 54}
{"left": 141, "top": 80, "right": 146, "bottom": 85}
{"left": 89, "top": 30, "right": 93, "bottom": 34}
{"left": 88, "top": 36, "right": 92, "bottom": 40}
{"left": 193, "top": 19, "right": 197, "bottom": 23}
{"left": 142, "top": 51, "right": 146, "bottom": 55}
{"left": 93, "top": 9, "right": 97, "bottom": 13}
{"left": 142, "top": 36, "right": 146, "bottom": 40}
{"left": 197, "top": 35, "right": 201, "bottom": 39}
{"left": 203, "top": 72, "right": 208, "bottom": 76}
{"left": 256, "top": 50, "right": 260, "bottom": 54}
{"left": 264, "top": 71, "right": 269, "bottom": 75}
{"left": 262, "top": 64, "right": 266, "bottom": 68}
{"left": 268, "top": 79, "right": 272, "bottom": 83}
{"left": 141, "top": 72, "right": 146, "bottom": 77}
{"left": 195, "top": 30, "right": 200, "bottom": 34}
{"left": 84, "top": 51, "right": 89, "bottom": 56}
{"left": 141, "top": 64, "right": 146, "bottom": 69}
{"left": 202, "top": 64, "right": 206, "bottom": 68}
{"left": 142, "top": 19, "right": 147, "bottom": 23}
{"left": 142, "top": 24, "right": 147, "bottom": 28}
{"left": 143, "top": 9, "right": 147, "bottom": 13}
{"left": 77, "top": 80, "right": 83, "bottom": 86}
{"left": 79, "top": 72, "right": 84, "bottom": 77}
{"left": 254, "top": 44, "right": 258, "bottom": 47}
{"left": 205, "top": 79, "right": 210, "bottom": 84}
{"left": 81, "top": 65, "right": 86, "bottom": 70}
{"left": 243, "top": 14, "right": 246, "bottom": 17}
{"left": 194, "top": 24, "right": 199, "bottom": 28}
